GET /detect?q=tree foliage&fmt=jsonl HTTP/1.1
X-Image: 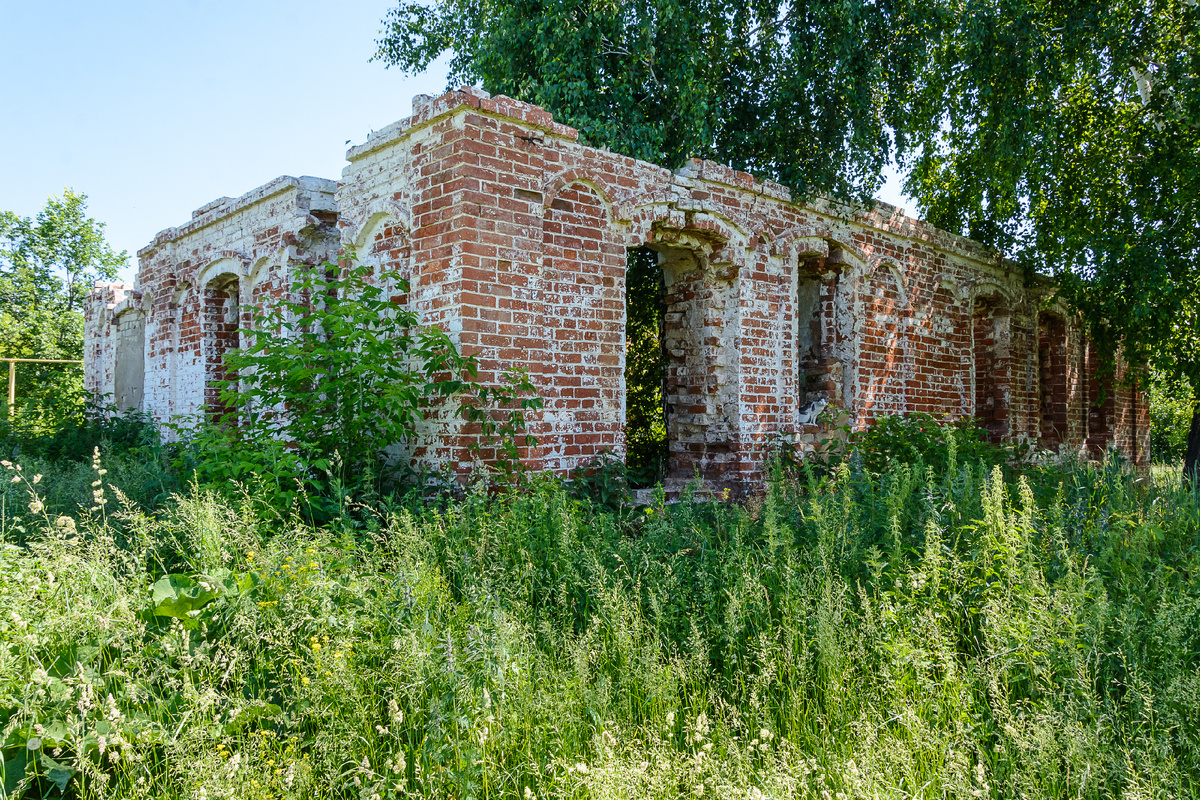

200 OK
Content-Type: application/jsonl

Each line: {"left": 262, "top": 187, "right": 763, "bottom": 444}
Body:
{"left": 375, "top": 0, "right": 935, "bottom": 201}
{"left": 899, "top": 0, "right": 1200, "bottom": 473}
{"left": 0, "top": 190, "right": 126, "bottom": 421}
{"left": 0, "top": 190, "right": 126, "bottom": 360}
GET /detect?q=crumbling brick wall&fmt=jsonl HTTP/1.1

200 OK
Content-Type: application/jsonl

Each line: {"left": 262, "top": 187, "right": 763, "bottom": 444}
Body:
{"left": 87, "top": 88, "right": 1150, "bottom": 487}
{"left": 133, "top": 177, "right": 338, "bottom": 432}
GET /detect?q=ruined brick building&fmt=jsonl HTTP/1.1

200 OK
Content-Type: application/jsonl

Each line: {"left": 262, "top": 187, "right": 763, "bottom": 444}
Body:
{"left": 85, "top": 88, "right": 1149, "bottom": 491}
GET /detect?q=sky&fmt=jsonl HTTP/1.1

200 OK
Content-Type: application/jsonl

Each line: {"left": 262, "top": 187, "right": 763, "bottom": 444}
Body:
{"left": 1, "top": 1, "right": 913, "bottom": 284}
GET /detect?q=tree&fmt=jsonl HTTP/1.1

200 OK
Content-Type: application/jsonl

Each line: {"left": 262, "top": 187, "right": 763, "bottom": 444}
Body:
{"left": 896, "top": 0, "right": 1200, "bottom": 479}
{"left": 0, "top": 190, "right": 126, "bottom": 418}
{"left": 375, "top": 0, "right": 935, "bottom": 201}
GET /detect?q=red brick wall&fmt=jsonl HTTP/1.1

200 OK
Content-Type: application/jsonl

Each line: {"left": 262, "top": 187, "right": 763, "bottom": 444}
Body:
{"left": 87, "top": 89, "right": 1149, "bottom": 491}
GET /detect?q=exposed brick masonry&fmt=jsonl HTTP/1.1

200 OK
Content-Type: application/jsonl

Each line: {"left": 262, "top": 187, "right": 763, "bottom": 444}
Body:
{"left": 85, "top": 89, "right": 1150, "bottom": 491}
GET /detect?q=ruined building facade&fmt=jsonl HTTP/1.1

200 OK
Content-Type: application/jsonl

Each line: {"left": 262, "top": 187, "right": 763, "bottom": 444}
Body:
{"left": 85, "top": 88, "right": 1149, "bottom": 490}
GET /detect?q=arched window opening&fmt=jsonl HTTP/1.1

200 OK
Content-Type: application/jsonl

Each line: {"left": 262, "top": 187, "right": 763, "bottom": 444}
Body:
{"left": 1085, "top": 342, "right": 1115, "bottom": 457}
{"left": 973, "top": 296, "right": 1010, "bottom": 443}
{"left": 624, "top": 246, "right": 667, "bottom": 485}
{"left": 113, "top": 303, "right": 146, "bottom": 413}
{"left": 203, "top": 274, "right": 240, "bottom": 423}
{"left": 1037, "top": 313, "right": 1069, "bottom": 449}
{"left": 623, "top": 243, "right": 707, "bottom": 487}
{"left": 796, "top": 256, "right": 827, "bottom": 413}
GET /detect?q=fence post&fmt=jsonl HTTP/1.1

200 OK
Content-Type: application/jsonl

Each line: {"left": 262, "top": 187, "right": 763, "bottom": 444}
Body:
{"left": 6, "top": 360, "right": 13, "bottom": 417}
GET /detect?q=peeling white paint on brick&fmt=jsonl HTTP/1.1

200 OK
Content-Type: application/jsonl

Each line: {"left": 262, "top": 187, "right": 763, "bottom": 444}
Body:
{"left": 85, "top": 88, "right": 1152, "bottom": 490}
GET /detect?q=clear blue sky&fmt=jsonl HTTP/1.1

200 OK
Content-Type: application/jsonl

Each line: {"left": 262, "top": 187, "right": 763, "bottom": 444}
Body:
{"left": 1, "top": 1, "right": 911, "bottom": 284}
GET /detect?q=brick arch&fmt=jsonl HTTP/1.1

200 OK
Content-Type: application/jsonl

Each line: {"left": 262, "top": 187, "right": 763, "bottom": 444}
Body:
{"left": 341, "top": 199, "right": 411, "bottom": 252}
{"left": 869, "top": 256, "right": 909, "bottom": 308}
{"left": 772, "top": 225, "right": 829, "bottom": 257}
{"left": 969, "top": 279, "right": 1016, "bottom": 306}
{"left": 197, "top": 256, "right": 247, "bottom": 291}
{"left": 856, "top": 259, "right": 910, "bottom": 422}
{"left": 347, "top": 208, "right": 412, "bottom": 308}
{"left": 615, "top": 188, "right": 677, "bottom": 223}
{"left": 622, "top": 202, "right": 755, "bottom": 258}
{"left": 624, "top": 202, "right": 687, "bottom": 248}
{"left": 674, "top": 199, "right": 761, "bottom": 245}
{"left": 246, "top": 255, "right": 291, "bottom": 312}
{"left": 541, "top": 169, "right": 620, "bottom": 222}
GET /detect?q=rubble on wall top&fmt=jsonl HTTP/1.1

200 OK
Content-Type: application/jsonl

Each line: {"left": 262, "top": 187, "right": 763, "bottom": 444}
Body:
{"left": 140, "top": 175, "right": 338, "bottom": 257}
{"left": 193, "top": 197, "right": 233, "bottom": 218}
{"left": 345, "top": 87, "right": 581, "bottom": 163}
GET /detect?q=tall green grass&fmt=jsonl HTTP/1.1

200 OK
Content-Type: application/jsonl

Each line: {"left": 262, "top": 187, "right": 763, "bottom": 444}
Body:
{"left": 0, "top": 448, "right": 1197, "bottom": 798}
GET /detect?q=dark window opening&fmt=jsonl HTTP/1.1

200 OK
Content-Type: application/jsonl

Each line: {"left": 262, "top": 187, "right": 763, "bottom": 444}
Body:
{"left": 204, "top": 275, "right": 240, "bottom": 424}
{"left": 624, "top": 246, "right": 668, "bottom": 487}
{"left": 1085, "top": 343, "right": 1115, "bottom": 457}
{"left": 1038, "top": 314, "right": 1068, "bottom": 448}
{"left": 796, "top": 262, "right": 825, "bottom": 409}
{"left": 973, "top": 297, "right": 1009, "bottom": 443}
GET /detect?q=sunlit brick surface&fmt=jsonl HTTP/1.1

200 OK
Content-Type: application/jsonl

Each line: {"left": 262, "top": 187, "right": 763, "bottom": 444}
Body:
{"left": 85, "top": 89, "right": 1150, "bottom": 489}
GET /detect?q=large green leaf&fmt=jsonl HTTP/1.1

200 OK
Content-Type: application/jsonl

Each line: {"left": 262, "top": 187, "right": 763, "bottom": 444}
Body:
{"left": 1, "top": 748, "right": 27, "bottom": 798}
{"left": 38, "top": 753, "right": 74, "bottom": 793}
{"left": 151, "top": 574, "right": 219, "bottom": 626}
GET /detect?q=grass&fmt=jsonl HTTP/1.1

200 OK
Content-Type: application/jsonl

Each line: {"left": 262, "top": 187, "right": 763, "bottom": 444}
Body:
{"left": 0, "top": 440, "right": 1198, "bottom": 799}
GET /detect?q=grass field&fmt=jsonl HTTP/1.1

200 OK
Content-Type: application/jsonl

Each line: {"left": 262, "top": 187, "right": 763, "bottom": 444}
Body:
{"left": 0, "top": 437, "right": 1198, "bottom": 798}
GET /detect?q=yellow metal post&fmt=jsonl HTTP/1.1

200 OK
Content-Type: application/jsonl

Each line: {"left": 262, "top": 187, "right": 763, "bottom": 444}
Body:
{"left": 7, "top": 360, "right": 14, "bottom": 417}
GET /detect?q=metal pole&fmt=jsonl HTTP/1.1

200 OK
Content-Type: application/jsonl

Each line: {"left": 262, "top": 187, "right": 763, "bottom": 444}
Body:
{"left": 7, "top": 360, "right": 14, "bottom": 417}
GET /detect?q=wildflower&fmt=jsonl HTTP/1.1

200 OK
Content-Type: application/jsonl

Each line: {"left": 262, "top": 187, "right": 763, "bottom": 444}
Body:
{"left": 26, "top": 738, "right": 41, "bottom": 751}
{"left": 32, "top": 474, "right": 41, "bottom": 484}
{"left": 525, "top": 788, "right": 535, "bottom": 800}
{"left": 10, "top": 476, "right": 19, "bottom": 484}
{"left": 1, "top": 460, "right": 11, "bottom": 467}
{"left": 575, "top": 762, "right": 588, "bottom": 775}
{"left": 300, "top": 677, "right": 309, "bottom": 686}
{"left": 28, "top": 500, "right": 43, "bottom": 515}
{"left": 693, "top": 783, "right": 705, "bottom": 797}
{"left": 55, "top": 516, "right": 75, "bottom": 532}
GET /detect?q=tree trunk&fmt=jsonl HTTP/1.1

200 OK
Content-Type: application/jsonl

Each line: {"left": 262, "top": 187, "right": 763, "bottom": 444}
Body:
{"left": 1185, "top": 407, "right": 1200, "bottom": 486}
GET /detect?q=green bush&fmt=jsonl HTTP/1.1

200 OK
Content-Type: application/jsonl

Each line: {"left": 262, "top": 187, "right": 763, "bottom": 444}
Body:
{"left": 1149, "top": 371, "right": 1195, "bottom": 462}
{"left": 176, "top": 256, "right": 541, "bottom": 515}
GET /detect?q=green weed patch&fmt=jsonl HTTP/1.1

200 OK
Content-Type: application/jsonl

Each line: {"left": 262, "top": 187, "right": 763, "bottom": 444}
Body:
{"left": 0, "top": 450, "right": 1197, "bottom": 798}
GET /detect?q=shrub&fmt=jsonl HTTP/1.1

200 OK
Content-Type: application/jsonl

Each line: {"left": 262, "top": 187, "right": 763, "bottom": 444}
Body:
{"left": 176, "top": 255, "right": 542, "bottom": 513}
{"left": 1148, "top": 370, "right": 1195, "bottom": 462}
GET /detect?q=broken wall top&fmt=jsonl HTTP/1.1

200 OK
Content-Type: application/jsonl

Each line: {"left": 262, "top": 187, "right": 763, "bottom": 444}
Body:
{"left": 337, "top": 86, "right": 1016, "bottom": 283}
